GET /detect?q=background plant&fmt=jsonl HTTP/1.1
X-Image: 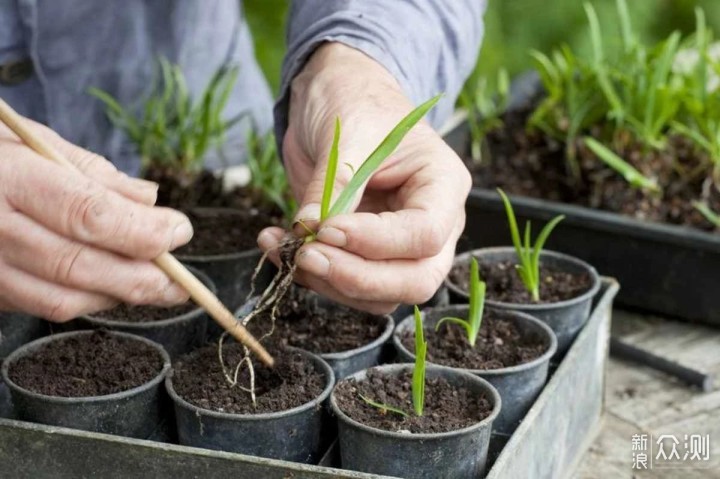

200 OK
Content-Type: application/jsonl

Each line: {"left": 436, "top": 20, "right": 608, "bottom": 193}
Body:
{"left": 90, "top": 58, "right": 243, "bottom": 173}
{"left": 498, "top": 189, "right": 564, "bottom": 302}
{"left": 460, "top": 69, "right": 509, "bottom": 165}
{"left": 245, "top": 129, "right": 297, "bottom": 219}
{"left": 435, "top": 258, "right": 487, "bottom": 347}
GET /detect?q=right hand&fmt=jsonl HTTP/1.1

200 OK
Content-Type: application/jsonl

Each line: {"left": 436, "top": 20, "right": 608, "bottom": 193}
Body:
{"left": 0, "top": 116, "right": 193, "bottom": 322}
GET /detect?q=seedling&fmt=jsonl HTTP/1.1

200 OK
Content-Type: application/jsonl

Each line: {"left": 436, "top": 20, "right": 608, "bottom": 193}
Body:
{"left": 693, "top": 201, "right": 720, "bottom": 228}
{"left": 90, "top": 58, "right": 242, "bottom": 173}
{"left": 461, "top": 70, "right": 510, "bottom": 165}
{"left": 361, "top": 306, "right": 427, "bottom": 417}
{"left": 498, "top": 189, "right": 564, "bottom": 302}
{"left": 583, "top": 138, "right": 661, "bottom": 193}
{"left": 435, "top": 258, "right": 486, "bottom": 347}
{"left": 245, "top": 129, "right": 297, "bottom": 220}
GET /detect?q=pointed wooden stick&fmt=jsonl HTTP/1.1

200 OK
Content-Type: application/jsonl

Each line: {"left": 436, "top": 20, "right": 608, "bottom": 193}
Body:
{"left": 0, "top": 98, "right": 274, "bottom": 367}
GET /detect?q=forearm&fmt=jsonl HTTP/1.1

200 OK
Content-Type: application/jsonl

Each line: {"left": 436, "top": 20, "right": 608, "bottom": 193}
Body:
{"left": 274, "top": 0, "right": 487, "bottom": 143}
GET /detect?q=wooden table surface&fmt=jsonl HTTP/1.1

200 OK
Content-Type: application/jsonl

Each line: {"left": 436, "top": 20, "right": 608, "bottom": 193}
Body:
{"left": 575, "top": 310, "right": 720, "bottom": 478}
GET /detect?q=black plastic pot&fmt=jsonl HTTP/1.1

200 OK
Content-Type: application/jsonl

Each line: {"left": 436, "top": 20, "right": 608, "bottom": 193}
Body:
{"left": 446, "top": 247, "right": 600, "bottom": 356}
{"left": 237, "top": 295, "right": 395, "bottom": 380}
{"left": 0, "top": 313, "right": 47, "bottom": 359}
{"left": 443, "top": 72, "right": 720, "bottom": 326}
{"left": 175, "top": 208, "right": 274, "bottom": 315}
{"left": 0, "top": 330, "right": 170, "bottom": 438}
{"left": 393, "top": 305, "right": 556, "bottom": 435}
{"left": 166, "top": 347, "right": 334, "bottom": 463}
{"left": 330, "top": 364, "right": 501, "bottom": 479}
{"left": 74, "top": 267, "right": 215, "bottom": 358}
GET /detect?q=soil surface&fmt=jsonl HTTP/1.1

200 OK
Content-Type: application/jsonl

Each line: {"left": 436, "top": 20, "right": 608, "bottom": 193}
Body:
{"left": 449, "top": 257, "right": 592, "bottom": 304}
{"left": 93, "top": 302, "right": 197, "bottom": 322}
{"left": 466, "top": 98, "right": 720, "bottom": 232}
{"left": 401, "top": 313, "right": 546, "bottom": 369}
{"left": 7, "top": 330, "right": 164, "bottom": 397}
{"left": 171, "top": 343, "right": 325, "bottom": 414}
{"left": 249, "top": 286, "right": 385, "bottom": 354}
{"left": 334, "top": 369, "right": 493, "bottom": 434}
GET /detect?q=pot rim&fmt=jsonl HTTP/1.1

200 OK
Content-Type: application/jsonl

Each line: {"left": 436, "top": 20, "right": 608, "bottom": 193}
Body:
{"left": 444, "top": 247, "right": 601, "bottom": 311}
{"left": 79, "top": 266, "right": 216, "bottom": 328}
{"left": 236, "top": 296, "right": 395, "bottom": 360}
{"left": 330, "top": 363, "right": 501, "bottom": 440}
{"left": 173, "top": 207, "right": 265, "bottom": 262}
{"left": 1, "top": 330, "right": 171, "bottom": 404}
{"left": 393, "top": 306, "right": 558, "bottom": 376}
{"left": 165, "top": 346, "right": 335, "bottom": 421}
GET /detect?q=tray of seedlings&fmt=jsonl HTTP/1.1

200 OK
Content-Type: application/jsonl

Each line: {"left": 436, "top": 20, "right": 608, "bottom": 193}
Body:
{"left": 444, "top": 0, "right": 720, "bottom": 325}
{"left": 0, "top": 92, "right": 618, "bottom": 478}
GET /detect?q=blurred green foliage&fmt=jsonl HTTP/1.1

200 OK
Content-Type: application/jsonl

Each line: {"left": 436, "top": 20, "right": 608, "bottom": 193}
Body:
{"left": 243, "top": 0, "right": 720, "bottom": 96}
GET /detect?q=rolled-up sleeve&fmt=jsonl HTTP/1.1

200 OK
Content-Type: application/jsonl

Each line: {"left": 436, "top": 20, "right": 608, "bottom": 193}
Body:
{"left": 273, "top": 0, "right": 487, "bottom": 143}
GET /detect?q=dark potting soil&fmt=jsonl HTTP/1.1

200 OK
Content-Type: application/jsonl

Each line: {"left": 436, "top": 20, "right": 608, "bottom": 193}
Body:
{"left": 334, "top": 369, "right": 493, "bottom": 434}
{"left": 174, "top": 207, "right": 279, "bottom": 256}
{"left": 449, "top": 258, "right": 592, "bottom": 304}
{"left": 171, "top": 343, "right": 325, "bottom": 414}
{"left": 467, "top": 100, "right": 720, "bottom": 232}
{"left": 249, "top": 286, "right": 385, "bottom": 354}
{"left": 93, "top": 302, "right": 197, "bottom": 322}
{"left": 400, "top": 314, "right": 546, "bottom": 369}
{"left": 7, "top": 330, "right": 163, "bottom": 397}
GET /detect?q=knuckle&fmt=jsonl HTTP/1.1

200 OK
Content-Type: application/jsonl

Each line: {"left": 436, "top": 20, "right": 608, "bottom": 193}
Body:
{"left": 49, "top": 244, "right": 85, "bottom": 284}
{"left": 43, "top": 295, "right": 76, "bottom": 323}
{"left": 65, "top": 183, "right": 111, "bottom": 242}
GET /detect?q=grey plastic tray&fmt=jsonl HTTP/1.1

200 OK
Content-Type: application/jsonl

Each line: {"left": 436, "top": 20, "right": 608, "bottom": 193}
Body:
{"left": 0, "top": 280, "right": 617, "bottom": 478}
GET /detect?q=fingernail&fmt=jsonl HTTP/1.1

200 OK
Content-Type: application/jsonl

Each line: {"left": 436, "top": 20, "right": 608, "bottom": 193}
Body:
{"left": 293, "top": 203, "right": 321, "bottom": 225}
{"left": 163, "top": 284, "right": 189, "bottom": 304}
{"left": 296, "top": 248, "right": 330, "bottom": 277}
{"left": 257, "top": 230, "right": 277, "bottom": 251}
{"left": 170, "top": 218, "right": 194, "bottom": 250}
{"left": 317, "top": 226, "right": 347, "bottom": 247}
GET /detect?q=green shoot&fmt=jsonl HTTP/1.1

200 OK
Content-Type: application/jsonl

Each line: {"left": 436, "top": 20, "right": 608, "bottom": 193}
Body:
{"left": 461, "top": 69, "right": 510, "bottom": 164}
{"left": 360, "top": 306, "right": 427, "bottom": 418}
{"left": 245, "top": 130, "right": 297, "bottom": 220}
{"left": 321, "top": 118, "right": 341, "bottom": 221}
{"left": 326, "top": 95, "right": 441, "bottom": 218}
{"left": 498, "top": 189, "right": 564, "bottom": 302}
{"left": 90, "top": 58, "right": 242, "bottom": 173}
{"left": 412, "top": 305, "right": 427, "bottom": 416}
{"left": 693, "top": 201, "right": 720, "bottom": 228}
{"left": 583, "top": 138, "right": 661, "bottom": 193}
{"left": 435, "top": 258, "right": 486, "bottom": 347}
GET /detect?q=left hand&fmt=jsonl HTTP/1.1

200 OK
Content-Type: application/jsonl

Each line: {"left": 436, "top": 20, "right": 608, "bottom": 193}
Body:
{"left": 258, "top": 43, "right": 471, "bottom": 314}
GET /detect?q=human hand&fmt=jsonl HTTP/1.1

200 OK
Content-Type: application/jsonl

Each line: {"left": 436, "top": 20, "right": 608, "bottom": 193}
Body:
{"left": 258, "top": 43, "right": 471, "bottom": 314}
{"left": 0, "top": 116, "right": 193, "bottom": 321}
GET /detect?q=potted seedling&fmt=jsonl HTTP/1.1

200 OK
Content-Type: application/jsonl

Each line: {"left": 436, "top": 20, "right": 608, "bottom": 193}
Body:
{"left": 394, "top": 258, "right": 556, "bottom": 434}
{"left": 446, "top": 190, "right": 599, "bottom": 356}
{"left": 0, "top": 313, "right": 48, "bottom": 359}
{"left": 165, "top": 342, "right": 334, "bottom": 463}
{"left": 71, "top": 267, "right": 215, "bottom": 358}
{"left": 91, "top": 59, "right": 291, "bottom": 310}
{"left": 238, "top": 286, "right": 394, "bottom": 380}
{"left": 331, "top": 307, "right": 501, "bottom": 479}
{"left": 1, "top": 330, "right": 170, "bottom": 438}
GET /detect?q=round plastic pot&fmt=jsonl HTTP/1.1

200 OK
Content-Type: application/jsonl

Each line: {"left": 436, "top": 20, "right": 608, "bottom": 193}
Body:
{"left": 75, "top": 267, "right": 215, "bottom": 358}
{"left": 175, "top": 207, "right": 274, "bottom": 314}
{"left": 237, "top": 296, "right": 395, "bottom": 380}
{"left": 1, "top": 330, "right": 171, "bottom": 438}
{"left": 0, "top": 312, "right": 47, "bottom": 359}
{"left": 166, "top": 347, "right": 335, "bottom": 463}
{"left": 330, "top": 364, "right": 501, "bottom": 479}
{"left": 445, "top": 247, "right": 600, "bottom": 356}
{"left": 393, "top": 305, "right": 556, "bottom": 434}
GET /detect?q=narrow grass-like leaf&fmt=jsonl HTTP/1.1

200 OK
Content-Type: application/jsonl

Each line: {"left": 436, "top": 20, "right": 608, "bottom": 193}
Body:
{"left": 467, "top": 258, "right": 486, "bottom": 346}
{"left": 435, "top": 316, "right": 471, "bottom": 336}
{"left": 321, "top": 118, "right": 341, "bottom": 221}
{"left": 498, "top": 189, "right": 525, "bottom": 266}
{"left": 359, "top": 394, "right": 409, "bottom": 418}
{"left": 584, "top": 137, "right": 661, "bottom": 192}
{"left": 412, "top": 305, "right": 427, "bottom": 417}
{"left": 529, "top": 215, "right": 564, "bottom": 301}
{"left": 328, "top": 95, "right": 441, "bottom": 217}
{"left": 693, "top": 201, "right": 720, "bottom": 227}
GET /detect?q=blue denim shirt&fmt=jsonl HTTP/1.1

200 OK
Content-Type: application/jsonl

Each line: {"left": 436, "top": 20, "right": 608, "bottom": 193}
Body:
{"left": 0, "top": 0, "right": 485, "bottom": 176}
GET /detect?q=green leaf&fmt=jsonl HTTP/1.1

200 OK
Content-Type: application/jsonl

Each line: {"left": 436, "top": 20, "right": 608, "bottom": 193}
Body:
{"left": 328, "top": 95, "right": 441, "bottom": 217}
{"left": 435, "top": 316, "right": 471, "bottom": 335}
{"left": 359, "top": 394, "right": 409, "bottom": 418}
{"left": 412, "top": 305, "right": 427, "bottom": 417}
{"left": 584, "top": 137, "right": 661, "bottom": 192}
{"left": 467, "top": 257, "right": 486, "bottom": 347}
{"left": 693, "top": 201, "right": 720, "bottom": 228}
{"left": 321, "top": 118, "right": 341, "bottom": 221}
{"left": 530, "top": 214, "right": 564, "bottom": 302}
{"left": 498, "top": 188, "right": 525, "bottom": 267}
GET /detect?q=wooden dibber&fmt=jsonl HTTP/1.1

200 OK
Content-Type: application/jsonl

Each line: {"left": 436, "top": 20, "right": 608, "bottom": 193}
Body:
{"left": 0, "top": 98, "right": 274, "bottom": 367}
